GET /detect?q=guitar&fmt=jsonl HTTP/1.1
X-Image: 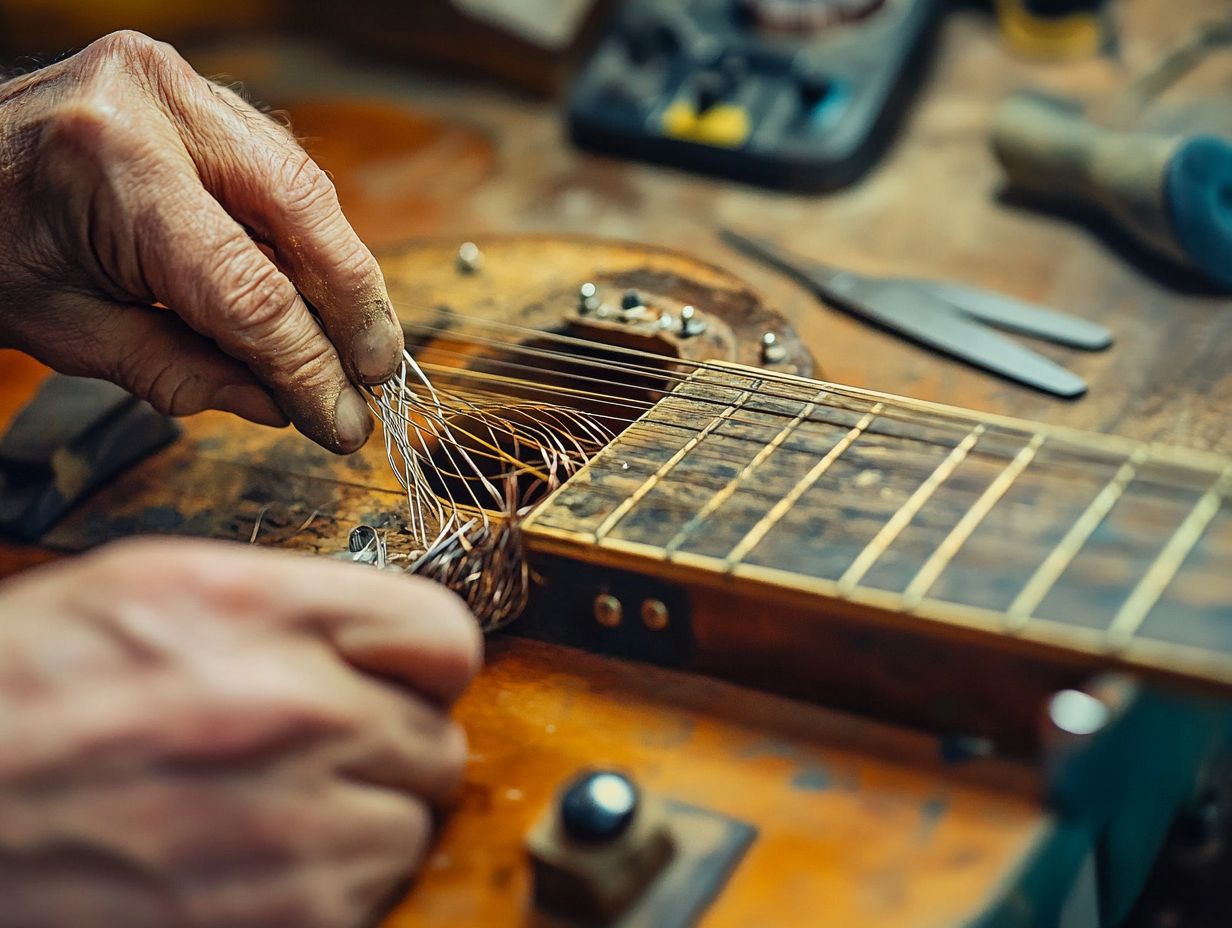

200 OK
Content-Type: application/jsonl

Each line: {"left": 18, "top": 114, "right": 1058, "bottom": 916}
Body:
{"left": 2, "top": 235, "right": 1229, "bottom": 927}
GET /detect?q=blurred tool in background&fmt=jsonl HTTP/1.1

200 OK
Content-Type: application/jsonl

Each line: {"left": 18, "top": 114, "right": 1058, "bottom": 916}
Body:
{"left": 992, "top": 17, "right": 1232, "bottom": 290}
{"left": 567, "top": 0, "right": 943, "bottom": 191}
{"left": 722, "top": 228, "right": 1113, "bottom": 397}
{"left": 0, "top": 0, "right": 616, "bottom": 94}
{"left": 994, "top": 0, "right": 1111, "bottom": 60}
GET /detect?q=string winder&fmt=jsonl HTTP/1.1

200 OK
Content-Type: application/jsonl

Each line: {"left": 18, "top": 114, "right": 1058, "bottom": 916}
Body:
{"left": 4, "top": 235, "right": 1231, "bottom": 927}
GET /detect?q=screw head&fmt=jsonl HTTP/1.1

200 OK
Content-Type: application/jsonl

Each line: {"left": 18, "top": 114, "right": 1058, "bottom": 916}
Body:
{"left": 641, "top": 599, "right": 669, "bottom": 631}
{"left": 578, "top": 282, "right": 600, "bottom": 315}
{"left": 456, "top": 241, "right": 482, "bottom": 274}
{"left": 593, "top": 593, "right": 622, "bottom": 628}
{"left": 761, "top": 330, "right": 787, "bottom": 363}
{"left": 679, "top": 305, "right": 706, "bottom": 337}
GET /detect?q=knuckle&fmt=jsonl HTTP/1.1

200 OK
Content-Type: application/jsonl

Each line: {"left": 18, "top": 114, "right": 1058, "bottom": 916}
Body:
{"left": 329, "top": 241, "right": 381, "bottom": 293}
{"left": 214, "top": 242, "right": 298, "bottom": 330}
{"left": 275, "top": 151, "right": 340, "bottom": 223}
{"left": 111, "top": 344, "right": 201, "bottom": 417}
{"left": 38, "top": 98, "right": 122, "bottom": 156}
{"left": 85, "top": 30, "right": 172, "bottom": 72}
{"left": 394, "top": 798, "right": 433, "bottom": 865}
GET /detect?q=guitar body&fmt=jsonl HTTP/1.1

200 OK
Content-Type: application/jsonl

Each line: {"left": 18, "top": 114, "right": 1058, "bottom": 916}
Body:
{"left": 0, "top": 236, "right": 1226, "bottom": 927}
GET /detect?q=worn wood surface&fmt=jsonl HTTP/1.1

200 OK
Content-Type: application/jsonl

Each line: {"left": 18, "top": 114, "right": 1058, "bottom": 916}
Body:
{"left": 384, "top": 637, "right": 1047, "bottom": 928}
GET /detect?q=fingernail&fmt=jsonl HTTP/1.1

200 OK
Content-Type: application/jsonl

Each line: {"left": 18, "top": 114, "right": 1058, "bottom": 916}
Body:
{"left": 334, "top": 387, "right": 373, "bottom": 452}
{"left": 213, "top": 384, "right": 288, "bottom": 427}
{"left": 352, "top": 316, "right": 402, "bottom": 384}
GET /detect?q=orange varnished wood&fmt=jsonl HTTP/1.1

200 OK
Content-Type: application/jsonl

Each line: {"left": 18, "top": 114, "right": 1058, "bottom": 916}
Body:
{"left": 0, "top": 351, "right": 58, "bottom": 574}
{"left": 288, "top": 100, "right": 499, "bottom": 249}
{"left": 394, "top": 637, "right": 1045, "bottom": 928}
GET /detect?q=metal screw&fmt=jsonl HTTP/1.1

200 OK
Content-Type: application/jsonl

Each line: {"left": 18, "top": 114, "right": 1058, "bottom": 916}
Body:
{"left": 641, "top": 598, "right": 669, "bottom": 631}
{"left": 578, "top": 282, "right": 599, "bottom": 315}
{"left": 593, "top": 593, "right": 622, "bottom": 628}
{"left": 680, "top": 305, "right": 706, "bottom": 337}
{"left": 761, "top": 331, "right": 787, "bottom": 363}
{"left": 456, "top": 241, "right": 483, "bottom": 274}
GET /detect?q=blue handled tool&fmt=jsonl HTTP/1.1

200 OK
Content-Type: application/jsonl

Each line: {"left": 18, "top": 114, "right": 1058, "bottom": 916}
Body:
{"left": 721, "top": 228, "right": 1113, "bottom": 398}
{"left": 992, "top": 92, "right": 1232, "bottom": 290}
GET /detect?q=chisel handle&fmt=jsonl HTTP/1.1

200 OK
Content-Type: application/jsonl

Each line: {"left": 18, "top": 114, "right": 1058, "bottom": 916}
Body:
{"left": 991, "top": 91, "right": 1232, "bottom": 288}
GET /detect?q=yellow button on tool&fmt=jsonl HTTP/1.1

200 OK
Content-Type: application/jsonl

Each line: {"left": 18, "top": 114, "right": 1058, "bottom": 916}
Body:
{"left": 662, "top": 101, "right": 750, "bottom": 149}
{"left": 995, "top": 0, "right": 1103, "bottom": 60}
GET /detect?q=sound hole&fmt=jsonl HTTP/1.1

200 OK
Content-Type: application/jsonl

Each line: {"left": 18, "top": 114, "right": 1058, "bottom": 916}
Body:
{"left": 423, "top": 336, "right": 674, "bottom": 512}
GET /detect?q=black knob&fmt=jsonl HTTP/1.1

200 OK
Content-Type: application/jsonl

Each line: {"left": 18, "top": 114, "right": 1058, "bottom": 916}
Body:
{"left": 560, "top": 771, "right": 639, "bottom": 843}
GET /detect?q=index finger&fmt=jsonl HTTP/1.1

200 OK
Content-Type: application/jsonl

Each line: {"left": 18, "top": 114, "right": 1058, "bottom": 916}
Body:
{"left": 172, "top": 79, "right": 405, "bottom": 386}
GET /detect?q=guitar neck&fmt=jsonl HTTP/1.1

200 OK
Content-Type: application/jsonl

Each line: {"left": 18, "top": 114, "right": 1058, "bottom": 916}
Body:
{"left": 522, "top": 362, "right": 1232, "bottom": 704}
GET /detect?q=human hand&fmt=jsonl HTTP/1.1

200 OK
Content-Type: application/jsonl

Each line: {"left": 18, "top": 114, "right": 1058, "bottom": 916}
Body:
{"left": 0, "top": 31, "right": 404, "bottom": 453}
{"left": 0, "top": 539, "right": 482, "bottom": 928}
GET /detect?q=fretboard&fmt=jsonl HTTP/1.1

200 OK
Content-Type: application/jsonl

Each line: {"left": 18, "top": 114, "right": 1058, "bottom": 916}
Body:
{"left": 524, "top": 363, "right": 1232, "bottom": 688}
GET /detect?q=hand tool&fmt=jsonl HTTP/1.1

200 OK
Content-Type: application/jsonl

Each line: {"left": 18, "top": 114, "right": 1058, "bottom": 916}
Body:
{"left": 720, "top": 228, "right": 1112, "bottom": 398}
{"left": 992, "top": 92, "right": 1232, "bottom": 290}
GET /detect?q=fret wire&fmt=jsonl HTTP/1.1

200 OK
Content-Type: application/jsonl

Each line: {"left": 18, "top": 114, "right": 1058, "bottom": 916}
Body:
{"left": 662, "top": 388, "right": 829, "bottom": 556}
{"left": 722, "top": 405, "right": 884, "bottom": 568}
{"left": 837, "top": 424, "right": 986, "bottom": 596}
{"left": 901, "top": 432, "right": 1046, "bottom": 608}
{"left": 590, "top": 381, "right": 759, "bottom": 541}
{"left": 1004, "top": 447, "right": 1149, "bottom": 630}
{"left": 1104, "top": 466, "right": 1232, "bottom": 650}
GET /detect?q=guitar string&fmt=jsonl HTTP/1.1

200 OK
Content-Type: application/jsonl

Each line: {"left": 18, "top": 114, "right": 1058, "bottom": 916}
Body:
{"left": 372, "top": 304, "right": 1224, "bottom": 519}
{"left": 408, "top": 350, "right": 1180, "bottom": 474}
{"left": 389, "top": 320, "right": 1216, "bottom": 484}
{"left": 413, "top": 365, "right": 1053, "bottom": 486}
{"left": 395, "top": 375, "right": 1207, "bottom": 520}
{"left": 396, "top": 313, "right": 1046, "bottom": 439}
{"left": 391, "top": 308, "right": 1227, "bottom": 477}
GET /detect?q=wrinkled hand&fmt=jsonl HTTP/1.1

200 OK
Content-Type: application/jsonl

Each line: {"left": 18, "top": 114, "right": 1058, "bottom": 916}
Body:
{"left": 0, "top": 31, "right": 405, "bottom": 453}
{"left": 0, "top": 539, "right": 482, "bottom": 928}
